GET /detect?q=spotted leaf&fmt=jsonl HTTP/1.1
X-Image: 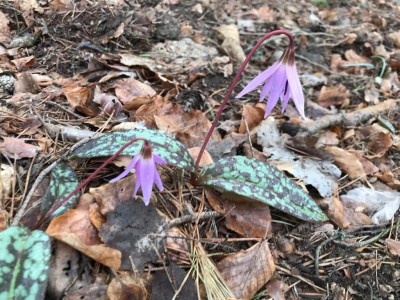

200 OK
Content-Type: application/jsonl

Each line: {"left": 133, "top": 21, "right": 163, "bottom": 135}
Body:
{"left": 69, "top": 129, "right": 194, "bottom": 172}
{"left": 0, "top": 226, "right": 51, "bottom": 300}
{"left": 199, "top": 156, "right": 328, "bottom": 222}
{"left": 41, "top": 161, "right": 80, "bottom": 221}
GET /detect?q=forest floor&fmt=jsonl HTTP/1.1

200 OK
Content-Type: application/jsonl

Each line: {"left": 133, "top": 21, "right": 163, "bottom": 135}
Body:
{"left": 1, "top": 0, "right": 400, "bottom": 299}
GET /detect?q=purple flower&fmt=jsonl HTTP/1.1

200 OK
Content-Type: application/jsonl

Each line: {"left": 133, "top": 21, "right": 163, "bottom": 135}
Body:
{"left": 110, "top": 141, "right": 166, "bottom": 205}
{"left": 236, "top": 47, "right": 305, "bottom": 119}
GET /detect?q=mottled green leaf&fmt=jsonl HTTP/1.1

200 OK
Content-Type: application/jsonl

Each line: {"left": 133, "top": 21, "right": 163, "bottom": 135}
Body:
{"left": 41, "top": 161, "right": 80, "bottom": 220}
{"left": 0, "top": 226, "right": 51, "bottom": 300}
{"left": 69, "top": 129, "right": 194, "bottom": 172}
{"left": 199, "top": 156, "right": 328, "bottom": 222}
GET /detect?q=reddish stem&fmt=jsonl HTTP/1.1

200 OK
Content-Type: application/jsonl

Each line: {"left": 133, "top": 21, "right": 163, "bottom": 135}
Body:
{"left": 194, "top": 29, "right": 294, "bottom": 174}
{"left": 33, "top": 137, "right": 147, "bottom": 229}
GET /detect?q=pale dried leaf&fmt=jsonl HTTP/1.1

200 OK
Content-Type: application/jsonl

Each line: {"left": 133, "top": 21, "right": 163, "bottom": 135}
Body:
{"left": 0, "top": 164, "right": 15, "bottom": 202}
{"left": 386, "top": 239, "right": 400, "bottom": 257}
{"left": 217, "top": 241, "right": 275, "bottom": 299}
{"left": 0, "top": 137, "right": 40, "bottom": 159}
{"left": 0, "top": 11, "right": 12, "bottom": 44}
{"left": 324, "top": 146, "right": 366, "bottom": 180}
{"left": 114, "top": 77, "right": 156, "bottom": 104}
{"left": 46, "top": 194, "right": 122, "bottom": 270}
{"left": 341, "top": 187, "right": 400, "bottom": 224}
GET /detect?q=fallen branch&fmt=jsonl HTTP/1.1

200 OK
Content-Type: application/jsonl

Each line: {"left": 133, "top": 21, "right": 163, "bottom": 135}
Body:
{"left": 300, "top": 99, "right": 399, "bottom": 135}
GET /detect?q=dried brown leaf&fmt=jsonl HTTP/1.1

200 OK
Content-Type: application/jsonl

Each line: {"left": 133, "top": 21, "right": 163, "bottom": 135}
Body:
{"left": 386, "top": 239, "right": 400, "bottom": 257}
{"left": 14, "top": 72, "right": 40, "bottom": 93}
{"left": 107, "top": 272, "right": 147, "bottom": 300}
{"left": 154, "top": 115, "right": 182, "bottom": 134}
{"left": 135, "top": 96, "right": 220, "bottom": 148}
{"left": 217, "top": 240, "right": 275, "bottom": 299}
{"left": 324, "top": 146, "right": 366, "bottom": 180}
{"left": 46, "top": 194, "right": 122, "bottom": 270}
{"left": 265, "top": 279, "right": 286, "bottom": 300}
{"left": 188, "top": 147, "right": 214, "bottom": 167}
{"left": 92, "top": 93, "right": 123, "bottom": 116}
{"left": 17, "top": 0, "right": 44, "bottom": 27}
{"left": 90, "top": 175, "right": 137, "bottom": 216}
{"left": 216, "top": 24, "right": 245, "bottom": 63}
{"left": 0, "top": 11, "right": 12, "bottom": 44}
{"left": 206, "top": 190, "right": 272, "bottom": 238}
{"left": 387, "top": 31, "right": 400, "bottom": 48}
{"left": 317, "top": 85, "right": 349, "bottom": 107}
{"left": 0, "top": 209, "right": 8, "bottom": 232}
{"left": 0, "top": 137, "right": 40, "bottom": 159}
{"left": 63, "top": 85, "right": 98, "bottom": 116}
{"left": 0, "top": 164, "right": 15, "bottom": 203}
{"left": 114, "top": 77, "right": 156, "bottom": 104}
{"left": 239, "top": 104, "right": 265, "bottom": 134}
{"left": 11, "top": 56, "right": 36, "bottom": 71}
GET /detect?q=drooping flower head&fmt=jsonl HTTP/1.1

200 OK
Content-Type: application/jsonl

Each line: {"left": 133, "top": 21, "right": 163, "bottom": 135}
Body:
{"left": 236, "top": 46, "right": 305, "bottom": 119}
{"left": 110, "top": 140, "right": 166, "bottom": 205}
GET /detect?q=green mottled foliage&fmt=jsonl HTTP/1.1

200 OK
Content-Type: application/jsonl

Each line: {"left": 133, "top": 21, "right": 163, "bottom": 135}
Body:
{"left": 199, "top": 156, "right": 328, "bottom": 222}
{"left": 0, "top": 226, "right": 51, "bottom": 300}
{"left": 41, "top": 162, "right": 80, "bottom": 220}
{"left": 69, "top": 129, "right": 194, "bottom": 172}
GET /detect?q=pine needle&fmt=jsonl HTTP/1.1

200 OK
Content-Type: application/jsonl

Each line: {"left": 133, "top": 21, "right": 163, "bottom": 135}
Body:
{"left": 189, "top": 242, "right": 236, "bottom": 300}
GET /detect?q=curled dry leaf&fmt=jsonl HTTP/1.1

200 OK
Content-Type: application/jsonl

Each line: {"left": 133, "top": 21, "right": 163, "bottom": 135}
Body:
{"left": 114, "top": 77, "right": 156, "bottom": 104}
{"left": 206, "top": 190, "right": 272, "bottom": 238}
{"left": 107, "top": 272, "right": 147, "bottom": 300}
{"left": 341, "top": 187, "right": 400, "bottom": 225}
{"left": 188, "top": 147, "right": 214, "bottom": 167}
{"left": 16, "top": 0, "right": 44, "bottom": 27}
{"left": 0, "top": 209, "right": 8, "bottom": 232}
{"left": 320, "top": 183, "right": 345, "bottom": 228}
{"left": 0, "top": 137, "right": 40, "bottom": 159}
{"left": 134, "top": 95, "right": 220, "bottom": 148}
{"left": 63, "top": 85, "right": 98, "bottom": 116}
{"left": 46, "top": 193, "right": 122, "bottom": 270}
{"left": 377, "top": 164, "right": 400, "bottom": 190}
{"left": 216, "top": 240, "right": 275, "bottom": 300}
{"left": 90, "top": 175, "right": 138, "bottom": 216}
{"left": 92, "top": 93, "right": 123, "bottom": 116}
{"left": 216, "top": 24, "right": 246, "bottom": 63}
{"left": 317, "top": 84, "right": 349, "bottom": 108}
{"left": 387, "top": 31, "right": 400, "bottom": 48}
{"left": 357, "top": 125, "right": 393, "bottom": 158}
{"left": 11, "top": 56, "right": 36, "bottom": 71}
{"left": 324, "top": 146, "right": 366, "bottom": 180}
{"left": 266, "top": 279, "right": 286, "bottom": 300}
{"left": 0, "top": 11, "right": 11, "bottom": 44}
{"left": 239, "top": 104, "right": 265, "bottom": 134}
{"left": 0, "top": 164, "right": 15, "bottom": 202}
{"left": 386, "top": 239, "right": 400, "bottom": 257}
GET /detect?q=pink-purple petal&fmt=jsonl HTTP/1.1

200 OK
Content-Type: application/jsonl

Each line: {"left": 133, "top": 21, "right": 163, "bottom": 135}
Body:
{"left": 236, "top": 61, "right": 282, "bottom": 98}
{"left": 286, "top": 63, "right": 306, "bottom": 118}
{"left": 281, "top": 88, "right": 291, "bottom": 112}
{"left": 133, "top": 160, "right": 142, "bottom": 198}
{"left": 110, "top": 154, "right": 140, "bottom": 183}
{"left": 153, "top": 168, "right": 164, "bottom": 192}
{"left": 139, "top": 157, "right": 156, "bottom": 205}
{"left": 153, "top": 153, "right": 167, "bottom": 165}
{"left": 264, "top": 67, "right": 287, "bottom": 116}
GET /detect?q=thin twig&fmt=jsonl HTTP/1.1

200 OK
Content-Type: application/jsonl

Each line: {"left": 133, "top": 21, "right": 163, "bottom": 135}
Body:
{"left": 276, "top": 265, "right": 326, "bottom": 292}
{"left": 166, "top": 211, "right": 221, "bottom": 228}
{"left": 12, "top": 160, "right": 60, "bottom": 225}
{"left": 44, "top": 100, "right": 85, "bottom": 119}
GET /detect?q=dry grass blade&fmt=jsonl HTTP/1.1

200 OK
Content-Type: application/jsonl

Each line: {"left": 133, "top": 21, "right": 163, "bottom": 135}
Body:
{"left": 189, "top": 243, "right": 236, "bottom": 300}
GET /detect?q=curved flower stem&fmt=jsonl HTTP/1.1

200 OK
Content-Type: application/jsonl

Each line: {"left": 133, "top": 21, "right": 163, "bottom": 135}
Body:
{"left": 32, "top": 137, "right": 147, "bottom": 230}
{"left": 194, "top": 29, "right": 294, "bottom": 175}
